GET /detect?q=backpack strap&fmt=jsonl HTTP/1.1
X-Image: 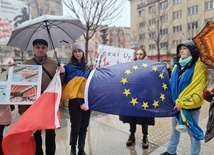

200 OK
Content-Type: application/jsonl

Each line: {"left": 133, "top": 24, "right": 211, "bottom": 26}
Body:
{"left": 32, "top": 58, "right": 53, "bottom": 80}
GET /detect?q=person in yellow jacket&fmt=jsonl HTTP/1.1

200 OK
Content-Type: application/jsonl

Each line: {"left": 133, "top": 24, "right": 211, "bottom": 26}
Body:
{"left": 161, "top": 40, "right": 208, "bottom": 155}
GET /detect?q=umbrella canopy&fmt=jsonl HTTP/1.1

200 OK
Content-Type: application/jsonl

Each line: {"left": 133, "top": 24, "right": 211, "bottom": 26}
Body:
{"left": 7, "top": 14, "right": 86, "bottom": 62}
{"left": 193, "top": 21, "right": 214, "bottom": 69}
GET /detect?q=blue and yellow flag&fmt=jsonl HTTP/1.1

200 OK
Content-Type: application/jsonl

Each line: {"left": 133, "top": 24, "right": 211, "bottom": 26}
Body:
{"left": 85, "top": 60, "right": 178, "bottom": 117}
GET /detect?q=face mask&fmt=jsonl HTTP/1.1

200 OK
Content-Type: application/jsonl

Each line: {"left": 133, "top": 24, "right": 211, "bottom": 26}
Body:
{"left": 179, "top": 56, "right": 192, "bottom": 67}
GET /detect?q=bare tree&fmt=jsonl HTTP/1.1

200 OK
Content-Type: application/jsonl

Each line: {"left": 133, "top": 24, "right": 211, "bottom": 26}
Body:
{"left": 63, "top": 0, "right": 127, "bottom": 61}
{"left": 140, "top": 1, "right": 174, "bottom": 62}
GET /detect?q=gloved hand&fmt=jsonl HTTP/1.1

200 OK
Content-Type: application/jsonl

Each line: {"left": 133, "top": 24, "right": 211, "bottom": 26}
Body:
{"left": 203, "top": 90, "right": 212, "bottom": 102}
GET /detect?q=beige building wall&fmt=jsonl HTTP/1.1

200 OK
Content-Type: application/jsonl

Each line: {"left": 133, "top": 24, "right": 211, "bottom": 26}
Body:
{"left": 130, "top": 0, "right": 214, "bottom": 63}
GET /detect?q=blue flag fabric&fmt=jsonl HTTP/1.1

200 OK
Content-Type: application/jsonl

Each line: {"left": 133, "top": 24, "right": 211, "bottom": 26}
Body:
{"left": 85, "top": 60, "right": 178, "bottom": 117}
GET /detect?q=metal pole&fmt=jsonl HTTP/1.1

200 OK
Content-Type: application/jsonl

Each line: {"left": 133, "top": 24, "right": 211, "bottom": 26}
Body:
{"left": 44, "top": 21, "right": 60, "bottom": 66}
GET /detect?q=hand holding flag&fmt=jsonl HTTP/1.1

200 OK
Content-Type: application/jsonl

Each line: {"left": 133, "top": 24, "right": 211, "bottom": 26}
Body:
{"left": 2, "top": 71, "right": 62, "bottom": 155}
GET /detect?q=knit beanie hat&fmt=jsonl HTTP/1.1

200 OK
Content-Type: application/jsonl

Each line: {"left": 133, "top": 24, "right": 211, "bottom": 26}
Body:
{"left": 72, "top": 42, "right": 85, "bottom": 53}
{"left": 176, "top": 40, "right": 200, "bottom": 62}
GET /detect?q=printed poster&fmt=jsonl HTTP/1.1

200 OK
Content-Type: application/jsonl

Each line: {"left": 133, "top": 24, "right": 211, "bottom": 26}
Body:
{"left": 0, "top": 0, "right": 30, "bottom": 45}
{"left": 94, "top": 44, "right": 135, "bottom": 68}
{"left": 0, "top": 64, "right": 42, "bottom": 105}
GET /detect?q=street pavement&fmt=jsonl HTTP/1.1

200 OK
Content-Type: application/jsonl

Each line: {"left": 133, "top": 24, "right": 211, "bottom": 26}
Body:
{"left": 4, "top": 90, "right": 214, "bottom": 155}
{"left": 55, "top": 98, "right": 214, "bottom": 155}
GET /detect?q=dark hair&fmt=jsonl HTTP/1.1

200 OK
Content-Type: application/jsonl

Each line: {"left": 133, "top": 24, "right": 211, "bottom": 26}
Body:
{"left": 134, "top": 48, "right": 147, "bottom": 60}
{"left": 68, "top": 53, "right": 87, "bottom": 70}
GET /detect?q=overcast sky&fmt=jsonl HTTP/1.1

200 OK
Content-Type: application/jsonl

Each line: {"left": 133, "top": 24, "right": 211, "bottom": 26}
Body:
{"left": 63, "top": 1, "right": 130, "bottom": 27}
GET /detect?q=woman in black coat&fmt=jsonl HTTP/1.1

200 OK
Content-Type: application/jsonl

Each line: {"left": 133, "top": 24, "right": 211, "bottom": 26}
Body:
{"left": 119, "top": 49, "right": 155, "bottom": 149}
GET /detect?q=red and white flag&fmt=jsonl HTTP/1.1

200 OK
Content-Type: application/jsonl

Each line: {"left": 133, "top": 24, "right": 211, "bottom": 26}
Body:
{"left": 2, "top": 71, "right": 62, "bottom": 155}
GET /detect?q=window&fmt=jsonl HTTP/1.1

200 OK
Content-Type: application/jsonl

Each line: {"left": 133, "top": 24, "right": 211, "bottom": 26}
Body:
{"left": 149, "top": 5, "right": 156, "bottom": 13}
{"left": 160, "top": 0, "right": 168, "bottom": 9}
{"left": 38, "top": 9, "right": 43, "bottom": 16}
{"left": 149, "top": 31, "right": 156, "bottom": 38}
{"left": 149, "top": 18, "right": 156, "bottom": 25}
{"left": 139, "top": 22, "right": 145, "bottom": 28}
{"left": 205, "top": 1, "right": 214, "bottom": 10}
{"left": 141, "top": 0, "right": 148, "bottom": 5}
{"left": 56, "top": 2, "right": 60, "bottom": 12}
{"left": 139, "top": 34, "right": 145, "bottom": 40}
{"left": 173, "top": 0, "right": 181, "bottom": 5}
{"left": 31, "top": 0, "right": 36, "bottom": 7}
{"left": 173, "top": 10, "right": 182, "bottom": 19}
{"left": 160, "top": 14, "right": 168, "bottom": 23}
{"left": 139, "top": 9, "right": 145, "bottom": 17}
{"left": 173, "top": 25, "right": 182, "bottom": 32}
{"left": 187, "top": 22, "right": 198, "bottom": 30}
{"left": 160, "top": 42, "right": 168, "bottom": 49}
{"left": 188, "top": 5, "right": 198, "bottom": 15}
{"left": 160, "top": 28, "right": 168, "bottom": 35}
{"left": 172, "top": 40, "right": 182, "bottom": 47}
{"left": 50, "top": 11, "right": 55, "bottom": 15}
{"left": 149, "top": 44, "right": 156, "bottom": 50}
{"left": 44, "top": 0, "right": 49, "bottom": 9}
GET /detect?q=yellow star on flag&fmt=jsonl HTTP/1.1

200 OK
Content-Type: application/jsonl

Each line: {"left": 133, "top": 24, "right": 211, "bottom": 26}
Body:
{"left": 120, "top": 78, "right": 128, "bottom": 84}
{"left": 123, "top": 89, "right": 131, "bottom": 97}
{"left": 142, "top": 63, "right": 148, "bottom": 68}
{"left": 132, "top": 65, "right": 139, "bottom": 70}
{"left": 159, "top": 73, "right": 164, "bottom": 79}
{"left": 125, "top": 69, "right": 132, "bottom": 75}
{"left": 160, "top": 93, "right": 165, "bottom": 101}
{"left": 152, "top": 66, "right": 158, "bottom": 72}
{"left": 130, "top": 98, "right": 138, "bottom": 106}
{"left": 142, "top": 102, "right": 149, "bottom": 109}
{"left": 162, "top": 83, "right": 168, "bottom": 90}
{"left": 152, "top": 100, "right": 159, "bottom": 108}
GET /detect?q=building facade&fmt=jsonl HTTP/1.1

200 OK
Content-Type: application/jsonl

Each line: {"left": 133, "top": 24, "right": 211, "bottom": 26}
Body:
{"left": 0, "top": 0, "right": 63, "bottom": 64}
{"left": 108, "top": 26, "right": 131, "bottom": 49}
{"left": 130, "top": 0, "right": 214, "bottom": 64}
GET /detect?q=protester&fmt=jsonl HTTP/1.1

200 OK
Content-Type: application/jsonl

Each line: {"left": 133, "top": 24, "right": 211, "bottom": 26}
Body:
{"left": 0, "top": 105, "right": 11, "bottom": 155}
{"left": 61, "top": 42, "right": 91, "bottom": 155}
{"left": 119, "top": 49, "right": 155, "bottom": 149}
{"left": 203, "top": 84, "right": 214, "bottom": 143}
{"left": 15, "top": 39, "right": 65, "bottom": 155}
{"left": 160, "top": 40, "right": 208, "bottom": 155}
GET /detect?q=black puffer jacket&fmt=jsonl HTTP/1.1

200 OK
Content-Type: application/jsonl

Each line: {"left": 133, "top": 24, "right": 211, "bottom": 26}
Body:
{"left": 119, "top": 115, "right": 155, "bottom": 126}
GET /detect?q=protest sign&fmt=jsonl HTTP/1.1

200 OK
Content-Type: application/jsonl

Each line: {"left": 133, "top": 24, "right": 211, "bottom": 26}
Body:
{"left": 94, "top": 44, "right": 134, "bottom": 68}
{"left": 0, "top": 64, "right": 42, "bottom": 105}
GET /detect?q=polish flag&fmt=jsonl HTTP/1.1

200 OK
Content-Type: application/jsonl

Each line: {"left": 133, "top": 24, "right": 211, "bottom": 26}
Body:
{"left": 2, "top": 71, "right": 62, "bottom": 155}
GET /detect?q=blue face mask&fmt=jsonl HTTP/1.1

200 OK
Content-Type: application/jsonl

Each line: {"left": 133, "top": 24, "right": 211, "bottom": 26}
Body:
{"left": 179, "top": 56, "right": 192, "bottom": 67}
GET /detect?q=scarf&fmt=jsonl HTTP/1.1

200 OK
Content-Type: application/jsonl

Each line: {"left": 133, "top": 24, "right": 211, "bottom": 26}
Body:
{"left": 178, "top": 56, "right": 192, "bottom": 67}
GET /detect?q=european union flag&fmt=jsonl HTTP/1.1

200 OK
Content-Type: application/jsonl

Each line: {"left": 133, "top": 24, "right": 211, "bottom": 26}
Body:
{"left": 85, "top": 60, "right": 178, "bottom": 117}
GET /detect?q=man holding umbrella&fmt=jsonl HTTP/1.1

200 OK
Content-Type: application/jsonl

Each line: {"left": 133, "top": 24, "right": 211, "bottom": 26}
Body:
{"left": 16, "top": 39, "right": 65, "bottom": 155}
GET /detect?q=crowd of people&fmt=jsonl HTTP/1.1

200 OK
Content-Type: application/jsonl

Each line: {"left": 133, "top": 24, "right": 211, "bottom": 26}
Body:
{"left": 0, "top": 38, "right": 213, "bottom": 155}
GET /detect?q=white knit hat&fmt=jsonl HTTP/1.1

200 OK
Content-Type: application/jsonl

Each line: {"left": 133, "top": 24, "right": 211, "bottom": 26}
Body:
{"left": 72, "top": 42, "right": 85, "bottom": 53}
